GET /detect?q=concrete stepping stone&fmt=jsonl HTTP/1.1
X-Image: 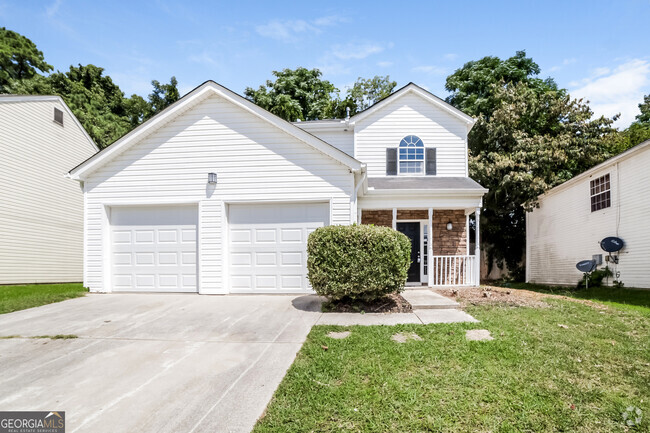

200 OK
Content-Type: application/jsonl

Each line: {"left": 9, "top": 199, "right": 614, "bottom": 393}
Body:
{"left": 401, "top": 289, "right": 460, "bottom": 309}
{"left": 391, "top": 332, "right": 422, "bottom": 343}
{"left": 465, "top": 329, "right": 494, "bottom": 341}
{"left": 327, "top": 331, "right": 350, "bottom": 339}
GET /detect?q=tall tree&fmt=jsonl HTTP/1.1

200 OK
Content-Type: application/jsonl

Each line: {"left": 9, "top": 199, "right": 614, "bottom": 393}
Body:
{"left": 9, "top": 64, "right": 180, "bottom": 148}
{"left": 613, "top": 94, "right": 650, "bottom": 152}
{"left": 446, "top": 52, "right": 616, "bottom": 277}
{"left": 445, "top": 50, "right": 559, "bottom": 117}
{"left": 245, "top": 67, "right": 337, "bottom": 121}
{"left": 0, "top": 27, "right": 52, "bottom": 91}
{"left": 328, "top": 75, "right": 397, "bottom": 118}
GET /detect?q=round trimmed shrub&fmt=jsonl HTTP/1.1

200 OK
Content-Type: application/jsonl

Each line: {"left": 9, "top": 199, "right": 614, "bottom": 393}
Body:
{"left": 307, "top": 224, "right": 411, "bottom": 302}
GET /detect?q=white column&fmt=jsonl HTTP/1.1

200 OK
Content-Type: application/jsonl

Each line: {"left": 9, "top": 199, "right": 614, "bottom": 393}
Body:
{"left": 357, "top": 207, "right": 362, "bottom": 225}
{"left": 428, "top": 207, "right": 433, "bottom": 287}
{"left": 474, "top": 207, "right": 481, "bottom": 287}
{"left": 392, "top": 208, "right": 397, "bottom": 230}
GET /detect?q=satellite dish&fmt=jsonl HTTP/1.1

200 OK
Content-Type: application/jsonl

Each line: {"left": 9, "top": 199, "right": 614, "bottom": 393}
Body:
{"left": 600, "top": 237, "right": 624, "bottom": 253}
{"left": 576, "top": 260, "right": 597, "bottom": 273}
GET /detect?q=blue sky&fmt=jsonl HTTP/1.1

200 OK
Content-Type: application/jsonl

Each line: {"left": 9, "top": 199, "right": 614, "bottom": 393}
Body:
{"left": 2, "top": 0, "right": 649, "bottom": 127}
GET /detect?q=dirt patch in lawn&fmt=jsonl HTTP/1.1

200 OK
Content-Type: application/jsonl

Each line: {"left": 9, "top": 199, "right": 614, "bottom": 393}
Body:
{"left": 434, "top": 286, "right": 610, "bottom": 310}
{"left": 323, "top": 293, "right": 412, "bottom": 313}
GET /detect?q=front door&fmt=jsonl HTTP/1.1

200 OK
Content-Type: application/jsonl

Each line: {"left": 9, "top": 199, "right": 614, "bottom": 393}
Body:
{"left": 396, "top": 222, "right": 420, "bottom": 283}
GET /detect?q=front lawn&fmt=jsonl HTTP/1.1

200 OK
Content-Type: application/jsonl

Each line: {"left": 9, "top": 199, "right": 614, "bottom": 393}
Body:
{"left": 500, "top": 282, "right": 650, "bottom": 315}
{"left": 255, "top": 291, "right": 649, "bottom": 432}
{"left": 0, "top": 283, "right": 87, "bottom": 314}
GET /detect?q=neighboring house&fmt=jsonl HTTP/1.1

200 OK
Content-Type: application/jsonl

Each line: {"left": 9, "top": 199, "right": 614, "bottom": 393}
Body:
{"left": 526, "top": 140, "right": 650, "bottom": 289}
{"left": 0, "top": 95, "right": 99, "bottom": 284}
{"left": 68, "top": 81, "right": 486, "bottom": 294}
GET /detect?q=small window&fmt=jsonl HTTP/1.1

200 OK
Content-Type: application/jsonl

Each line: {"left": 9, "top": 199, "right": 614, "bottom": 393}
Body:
{"left": 54, "top": 107, "right": 64, "bottom": 125}
{"left": 398, "top": 135, "right": 424, "bottom": 174}
{"left": 590, "top": 174, "right": 611, "bottom": 212}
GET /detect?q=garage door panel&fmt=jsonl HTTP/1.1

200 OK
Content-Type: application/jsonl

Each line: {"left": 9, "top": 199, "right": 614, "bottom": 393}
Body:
{"left": 111, "top": 205, "right": 197, "bottom": 293}
{"left": 229, "top": 203, "right": 328, "bottom": 293}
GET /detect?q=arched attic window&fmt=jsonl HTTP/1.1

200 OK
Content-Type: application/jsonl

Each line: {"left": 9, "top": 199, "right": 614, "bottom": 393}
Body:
{"left": 399, "top": 135, "right": 424, "bottom": 174}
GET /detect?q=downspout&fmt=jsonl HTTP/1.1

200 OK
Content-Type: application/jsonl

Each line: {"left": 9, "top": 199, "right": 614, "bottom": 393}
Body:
{"left": 352, "top": 166, "right": 367, "bottom": 224}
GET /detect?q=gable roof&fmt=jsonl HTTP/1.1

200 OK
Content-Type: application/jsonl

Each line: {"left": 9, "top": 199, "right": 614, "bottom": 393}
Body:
{"left": 349, "top": 82, "right": 475, "bottom": 127}
{"left": 68, "top": 80, "right": 362, "bottom": 180}
{"left": 0, "top": 95, "right": 99, "bottom": 153}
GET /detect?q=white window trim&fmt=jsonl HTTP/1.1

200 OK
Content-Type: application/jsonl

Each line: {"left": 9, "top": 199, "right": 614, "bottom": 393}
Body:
{"left": 398, "top": 136, "right": 425, "bottom": 176}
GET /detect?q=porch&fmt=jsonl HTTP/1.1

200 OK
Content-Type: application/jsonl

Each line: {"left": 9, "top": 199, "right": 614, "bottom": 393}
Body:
{"left": 359, "top": 208, "right": 479, "bottom": 286}
{"left": 355, "top": 176, "right": 487, "bottom": 287}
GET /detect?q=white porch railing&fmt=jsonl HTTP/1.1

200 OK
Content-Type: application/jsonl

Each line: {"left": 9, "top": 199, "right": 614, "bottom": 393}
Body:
{"left": 430, "top": 255, "right": 476, "bottom": 286}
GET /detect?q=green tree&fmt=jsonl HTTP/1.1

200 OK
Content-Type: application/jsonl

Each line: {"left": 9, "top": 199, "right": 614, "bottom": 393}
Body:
{"left": 9, "top": 64, "right": 180, "bottom": 148}
{"left": 0, "top": 27, "right": 52, "bottom": 91}
{"left": 244, "top": 67, "right": 337, "bottom": 121}
{"left": 328, "top": 75, "right": 397, "bottom": 118}
{"left": 445, "top": 50, "right": 559, "bottom": 117}
{"left": 613, "top": 94, "right": 650, "bottom": 152}
{"left": 446, "top": 52, "right": 616, "bottom": 277}
{"left": 471, "top": 82, "right": 616, "bottom": 274}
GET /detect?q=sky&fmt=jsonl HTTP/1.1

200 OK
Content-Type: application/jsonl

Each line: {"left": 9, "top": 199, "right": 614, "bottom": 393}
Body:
{"left": 1, "top": 0, "right": 649, "bottom": 128}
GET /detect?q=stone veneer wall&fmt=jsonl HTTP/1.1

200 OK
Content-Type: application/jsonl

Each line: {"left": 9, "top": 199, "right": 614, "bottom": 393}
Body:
{"left": 360, "top": 210, "right": 392, "bottom": 227}
{"left": 360, "top": 209, "right": 468, "bottom": 255}
{"left": 432, "top": 210, "right": 467, "bottom": 255}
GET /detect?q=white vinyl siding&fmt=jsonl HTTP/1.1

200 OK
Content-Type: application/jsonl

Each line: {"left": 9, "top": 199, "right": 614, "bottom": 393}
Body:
{"left": 0, "top": 99, "right": 97, "bottom": 284}
{"left": 354, "top": 92, "right": 468, "bottom": 177}
{"left": 83, "top": 94, "right": 353, "bottom": 293}
{"left": 527, "top": 145, "right": 650, "bottom": 288}
{"left": 300, "top": 128, "right": 354, "bottom": 156}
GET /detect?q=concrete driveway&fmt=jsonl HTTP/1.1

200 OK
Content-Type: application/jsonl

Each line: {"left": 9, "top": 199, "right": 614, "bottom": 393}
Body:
{"left": 0, "top": 294, "right": 322, "bottom": 433}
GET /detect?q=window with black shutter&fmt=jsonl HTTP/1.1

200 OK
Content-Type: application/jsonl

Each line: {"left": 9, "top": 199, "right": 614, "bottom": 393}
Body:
{"left": 386, "top": 148, "right": 397, "bottom": 175}
{"left": 425, "top": 148, "right": 437, "bottom": 175}
{"left": 54, "top": 107, "right": 64, "bottom": 125}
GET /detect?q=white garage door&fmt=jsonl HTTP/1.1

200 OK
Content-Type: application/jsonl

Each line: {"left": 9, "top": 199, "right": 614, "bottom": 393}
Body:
{"left": 111, "top": 205, "right": 197, "bottom": 292}
{"left": 229, "top": 202, "right": 329, "bottom": 293}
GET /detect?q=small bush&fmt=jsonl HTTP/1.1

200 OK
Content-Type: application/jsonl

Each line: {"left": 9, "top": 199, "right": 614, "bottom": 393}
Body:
{"left": 577, "top": 267, "right": 613, "bottom": 289}
{"left": 307, "top": 224, "right": 411, "bottom": 302}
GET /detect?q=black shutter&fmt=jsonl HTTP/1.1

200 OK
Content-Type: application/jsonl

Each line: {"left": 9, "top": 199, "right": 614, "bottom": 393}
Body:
{"left": 425, "top": 148, "right": 437, "bottom": 175}
{"left": 386, "top": 148, "right": 397, "bottom": 175}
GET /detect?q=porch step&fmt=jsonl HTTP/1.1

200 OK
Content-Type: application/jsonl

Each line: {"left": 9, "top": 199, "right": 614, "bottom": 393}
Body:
{"left": 401, "top": 289, "right": 460, "bottom": 310}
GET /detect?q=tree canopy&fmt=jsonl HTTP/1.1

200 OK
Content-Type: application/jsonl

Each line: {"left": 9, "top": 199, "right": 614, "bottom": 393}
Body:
{"left": 245, "top": 68, "right": 396, "bottom": 121}
{"left": 0, "top": 27, "right": 52, "bottom": 91}
{"left": 7, "top": 63, "right": 180, "bottom": 148}
{"left": 446, "top": 51, "right": 617, "bottom": 276}
{"left": 244, "top": 67, "right": 337, "bottom": 121}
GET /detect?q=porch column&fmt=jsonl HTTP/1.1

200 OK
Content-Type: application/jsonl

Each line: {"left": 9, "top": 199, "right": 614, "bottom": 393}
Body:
{"left": 474, "top": 207, "right": 481, "bottom": 286}
{"left": 357, "top": 207, "right": 362, "bottom": 224}
{"left": 427, "top": 207, "right": 433, "bottom": 287}
{"left": 392, "top": 208, "right": 397, "bottom": 230}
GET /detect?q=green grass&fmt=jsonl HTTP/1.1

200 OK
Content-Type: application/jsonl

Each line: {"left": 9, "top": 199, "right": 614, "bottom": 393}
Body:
{"left": 254, "top": 297, "right": 650, "bottom": 432}
{"left": 499, "top": 282, "right": 650, "bottom": 315}
{"left": 0, "top": 283, "right": 87, "bottom": 314}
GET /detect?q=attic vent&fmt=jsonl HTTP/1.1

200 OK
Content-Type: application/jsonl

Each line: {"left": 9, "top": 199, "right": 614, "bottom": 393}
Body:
{"left": 54, "top": 107, "right": 64, "bottom": 125}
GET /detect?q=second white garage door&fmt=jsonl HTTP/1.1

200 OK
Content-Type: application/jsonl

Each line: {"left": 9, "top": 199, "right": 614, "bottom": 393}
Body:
{"left": 228, "top": 202, "right": 329, "bottom": 293}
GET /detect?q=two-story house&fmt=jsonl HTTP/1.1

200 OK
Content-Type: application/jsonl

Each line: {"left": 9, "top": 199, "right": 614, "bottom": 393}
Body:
{"left": 68, "top": 81, "right": 486, "bottom": 294}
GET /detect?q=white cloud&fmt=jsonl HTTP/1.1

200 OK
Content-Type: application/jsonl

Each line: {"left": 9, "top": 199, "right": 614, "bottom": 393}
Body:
{"left": 443, "top": 53, "right": 458, "bottom": 61}
{"left": 330, "top": 42, "right": 385, "bottom": 60}
{"left": 412, "top": 65, "right": 447, "bottom": 75}
{"left": 46, "top": 0, "right": 62, "bottom": 17}
{"left": 570, "top": 59, "right": 650, "bottom": 127}
{"left": 377, "top": 60, "right": 393, "bottom": 68}
{"left": 188, "top": 51, "right": 218, "bottom": 66}
{"left": 255, "top": 15, "right": 345, "bottom": 42}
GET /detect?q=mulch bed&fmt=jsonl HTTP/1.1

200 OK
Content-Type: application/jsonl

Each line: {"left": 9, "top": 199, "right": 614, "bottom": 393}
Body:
{"left": 434, "top": 285, "right": 609, "bottom": 310}
{"left": 323, "top": 293, "right": 413, "bottom": 313}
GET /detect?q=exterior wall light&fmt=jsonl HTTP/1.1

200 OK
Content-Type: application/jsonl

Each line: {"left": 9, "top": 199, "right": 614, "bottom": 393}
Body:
{"left": 446, "top": 221, "right": 453, "bottom": 231}
{"left": 208, "top": 172, "right": 218, "bottom": 184}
